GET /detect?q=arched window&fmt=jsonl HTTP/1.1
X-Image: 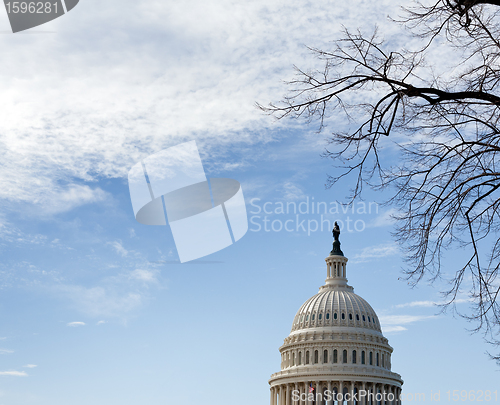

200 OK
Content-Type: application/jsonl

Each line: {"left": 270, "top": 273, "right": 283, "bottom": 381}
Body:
{"left": 292, "top": 352, "right": 295, "bottom": 366}
{"left": 333, "top": 349, "right": 338, "bottom": 363}
{"left": 352, "top": 350, "right": 357, "bottom": 364}
{"left": 306, "top": 351, "right": 310, "bottom": 364}
{"left": 334, "top": 312, "right": 338, "bottom": 320}
{"left": 382, "top": 353, "right": 385, "bottom": 368}
{"left": 326, "top": 313, "right": 330, "bottom": 320}
{"left": 356, "top": 314, "right": 360, "bottom": 321}
{"left": 368, "top": 316, "right": 371, "bottom": 322}
{"left": 323, "top": 349, "right": 328, "bottom": 363}
{"left": 306, "top": 314, "right": 309, "bottom": 321}
{"left": 312, "top": 314, "right": 315, "bottom": 321}
{"left": 362, "top": 315, "right": 366, "bottom": 321}
{"left": 319, "top": 313, "right": 322, "bottom": 320}
{"left": 341, "top": 313, "right": 345, "bottom": 320}
{"left": 361, "top": 351, "right": 366, "bottom": 365}
{"left": 342, "top": 350, "right": 348, "bottom": 364}
{"left": 299, "top": 351, "right": 302, "bottom": 365}
{"left": 349, "top": 313, "right": 353, "bottom": 320}
{"left": 314, "top": 350, "right": 319, "bottom": 364}
{"left": 376, "top": 352, "right": 380, "bottom": 367}
{"left": 369, "top": 351, "right": 373, "bottom": 365}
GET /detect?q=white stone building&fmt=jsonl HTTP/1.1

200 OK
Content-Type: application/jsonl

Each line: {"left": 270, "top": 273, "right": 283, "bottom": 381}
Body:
{"left": 269, "top": 224, "right": 403, "bottom": 405}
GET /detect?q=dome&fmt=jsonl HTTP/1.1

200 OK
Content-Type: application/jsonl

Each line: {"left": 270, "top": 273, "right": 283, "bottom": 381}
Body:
{"left": 268, "top": 223, "right": 403, "bottom": 405}
{"left": 291, "top": 287, "right": 382, "bottom": 334}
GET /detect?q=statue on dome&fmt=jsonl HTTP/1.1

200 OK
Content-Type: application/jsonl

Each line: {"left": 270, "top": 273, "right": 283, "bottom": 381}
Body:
{"left": 332, "top": 221, "right": 340, "bottom": 241}
{"left": 330, "top": 221, "right": 344, "bottom": 256}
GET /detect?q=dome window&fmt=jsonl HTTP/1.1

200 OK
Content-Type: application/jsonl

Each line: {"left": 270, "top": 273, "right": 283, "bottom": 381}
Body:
{"left": 323, "top": 349, "right": 328, "bottom": 363}
{"left": 362, "top": 315, "right": 366, "bottom": 321}
{"left": 306, "top": 351, "right": 310, "bottom": 364}
{"left": 312, "top": 314, "right": 315, "bottom": 321}
{"left": 349, "top": 313, "right": 353, "bottom": 320}
{"left": 314, "top": 350, "right": 319, "bottom": 364}
{"left": 333, "top": 349, "right": 338, "bottom": 363}
{"left": 356, "top": 314, "right": 360, "bottom": 321}
{"left": 334, "top": 312, "right": 337, "bottom": 320}
{"left": 376, "top": 353, "right": 380, "bottom": 367}
{"left": 298, "top": 351, "right": 302, "bottom": 365}
{"left": 369, "top": 351, "right": 373, "bottom": 365}
{"left": 292, "top": 353, "right": 296, "bottom": 366}
{"left": 319, "top": 313, "right": 322, "bottom": 320}
{"left": 326, "top": 313, "right": 330, "bottom": 320}
{"left": 342, "top": 350, "right": 348, "bottom": 364}
{"left": 306, "top": 315, "right": 309, "bottom": 321}
{"left": 361, "top": 351, "right": 366, "bottom": 364}
{"left": 341, "top": 313, "right": 345, "bottom": 320}
{"left": 352, "top": 350, "right": 357, "bottom": 364}
{"left": 368, "top": 316, "right": 371, "bottom": 322}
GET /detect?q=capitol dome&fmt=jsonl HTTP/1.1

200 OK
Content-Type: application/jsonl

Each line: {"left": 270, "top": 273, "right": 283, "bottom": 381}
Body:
{"left": 268, "top": 223, "right": 403, "bottom": 405}
{"left": 291, "top": 289, "right": 382, "bottom": 334}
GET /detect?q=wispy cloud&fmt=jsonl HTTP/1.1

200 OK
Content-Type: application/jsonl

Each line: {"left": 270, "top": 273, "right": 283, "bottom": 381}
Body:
{"left": 282, "top": 181, "right": 306, "bottom": 201}
{"left": 395, "top": 298, "right": 471, "bottom": 308}
{"left": 23, "top": 365, "right": 37, "bottom": 369}
{"left": 96, "top": 320, "right": 107, "bottom": 326}
{"left": 56, "top": 284, "right": 142, "bottom": 319}
{"left": 0, "top": 349, "right": 13, "bottom": 354}
{"left": 382, "top": 326, "right": 408, "bottom": 333}
{"left": 109, "top": 241, "right": 129, "bottom": 257}
{"left": 369, "top": 208, "right": 400, "bottom": 228}
{"left": 351, "top": 243, "right": 399, "bottom": 263}
{"left": 129, "top": 269, "right": 158, "bottom": 283}
{"left": 0, "top": 371, "right": 28, "bottom": 377}
{"left": 379, "top": 314, "right": 438, "bottom": 333}
{"left": 67, "top": 321, "right": 86, "bottom": 327}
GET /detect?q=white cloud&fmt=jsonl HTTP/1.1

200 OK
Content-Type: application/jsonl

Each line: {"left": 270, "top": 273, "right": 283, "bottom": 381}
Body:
{"left": 109, "top": 241, "right": 129, "bottom": 257}
{"left": 129, "top": 269, "right": 157, "bottom": 283}
{"left": 395, "top": 300, "right": 437, "bottom": 308}
{"left": 56, "top": 285, "right": 142, "bottom": 319}
{"left": 369, "top": 208, "right": 400, "bottom": 228}
{"left": 0, "top": 371, "right": 27, "bottom": 377}
{"left": 0, "top": 0, "right": 413, "bottom": 216}
{"left": 351, "top": 243, "right": 399, "bottom": 263}
{"left": 282, "top": 181, "right": 306, "bottom": 201}
{"left": 96, "top": 320, "right": 107, "bottom": 326}
{"left": 396, "top": 298, "right": 471, "bottom": 308}
{"left": 379, "top": 314, "right": 437, "bottom": 333}
{"left": 382, "top": 326, "right": 408, "bottom": 333}
{"left": 0, "top": 349, "right": 13, "bottom": 354}
{"left": 23, "top": 365, "right": 37, "bottom": 369}
{"left": 67, "top": 321, "right": 86, "bottom": 327}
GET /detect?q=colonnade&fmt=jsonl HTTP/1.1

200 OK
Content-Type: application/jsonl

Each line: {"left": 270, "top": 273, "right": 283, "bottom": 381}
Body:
{"left": 270, "top": 381, "right": 402, "bottom": 405}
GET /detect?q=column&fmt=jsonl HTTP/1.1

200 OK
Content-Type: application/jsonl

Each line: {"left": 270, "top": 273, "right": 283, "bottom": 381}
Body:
{"left": 305, "top": 381, "right": 309, "bottom": 405}
{"left": 286, "top": 384, "right": 291, "bottom": 405}
{"left": 327, "top": 381, "right": 332, "bottom": 405}
{"left": 315, "top": 381, "right": 320, "bottom": 404}
{"left": 270, "top": 386, "right": 273, "bottom": 405}
{"left": 339, "top": 381, "right": 343, "bottom": 405}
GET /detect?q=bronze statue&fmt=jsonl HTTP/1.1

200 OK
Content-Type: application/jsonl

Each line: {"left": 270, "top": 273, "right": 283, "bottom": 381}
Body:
{"left": 332, "top": 221, "right": 340, "bottom": 241}
{"left": 330, "top": 221, "right": 344, "bottom": 256}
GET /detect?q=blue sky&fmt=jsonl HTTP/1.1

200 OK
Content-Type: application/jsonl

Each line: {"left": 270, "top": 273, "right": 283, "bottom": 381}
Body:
{"left": 0, "top": 1, "right": 498, "bottom": 404}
